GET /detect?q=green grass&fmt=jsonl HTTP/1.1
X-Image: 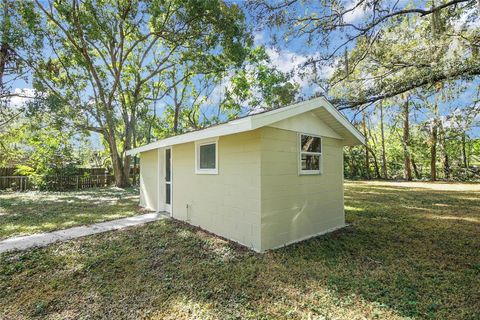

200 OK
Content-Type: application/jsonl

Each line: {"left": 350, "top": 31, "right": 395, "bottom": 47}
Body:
{"left": 0, "top": 187, "right": 144, "bottom": 240}
{"left": 1, "top": 181, "right": 479, "bottom": 319}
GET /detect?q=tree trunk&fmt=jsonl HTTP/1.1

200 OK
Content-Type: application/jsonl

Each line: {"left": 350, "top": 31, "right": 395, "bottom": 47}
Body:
{"left": 444, "top": 150, "right": 450, "bottom": 179}
{"left": 411, "top": 156, "right": 421, "bottom": 180}
{"left": 437, "top": 118, "right": 450, "bottom": 179}
{"left": 430, "top": 103, "right": 439, "bottom": 181}
{"left": 173, "top": 103, "right": 180, "bottom": 134}
{"left": 369, "top": 146, "right": 382, "bottom": 179}
{"left": 461, "top": 133, "right": 468, "bottom": 168}
{"left": 0, "top": 0, "right": 10, "bottom": 89}
{"left": 362, "top": 112, "right": 370, "bottom": 180}
{"left": 379, "top": 102, "right": 388, "bottom": 179}
{"left": 105, "top": 131, "right": 129, "bottom": 188}
{"left": 349, "top": 146, "right": 358, "bottom": 177}
{"left": 111, "top": 153, "right": 129, "bottom": 187}
{"left": 430, "top": 123, "right": 437, "bottom": 181}
{"left": 403, "top": 99, "right": 412, "bottom": 181}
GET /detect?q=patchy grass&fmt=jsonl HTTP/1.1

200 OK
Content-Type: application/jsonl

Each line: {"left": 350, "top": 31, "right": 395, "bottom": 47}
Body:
{"left": 0, "top": 181, "right": 479, "bottom": 319}
{"left": 0, "top": 187, "right": 144, "bottom": 240}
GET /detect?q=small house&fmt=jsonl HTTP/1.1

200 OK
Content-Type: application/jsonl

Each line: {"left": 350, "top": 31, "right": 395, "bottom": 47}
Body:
{"left": 126, "top": 97, "right": 365, "bottom": 252}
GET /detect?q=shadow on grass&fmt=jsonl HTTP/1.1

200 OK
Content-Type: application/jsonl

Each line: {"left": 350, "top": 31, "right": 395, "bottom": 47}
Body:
{"left": 0, "top": 182, "right": 479, "bottom": 319}
{"left": 0, "top": 187, "right": 143, "bottom": 240}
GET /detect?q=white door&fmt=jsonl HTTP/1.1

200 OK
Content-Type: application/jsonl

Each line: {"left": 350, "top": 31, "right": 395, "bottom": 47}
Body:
{"left": 165, "top": 147, "right": 172, "bottom": 214}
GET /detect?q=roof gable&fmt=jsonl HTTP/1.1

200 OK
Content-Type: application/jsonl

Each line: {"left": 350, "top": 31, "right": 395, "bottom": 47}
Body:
{"left": 268, "top": 111, "right": 343, "bottom": 139}
{"left": 126, "top": 97, "right": 365, "bottom": 155}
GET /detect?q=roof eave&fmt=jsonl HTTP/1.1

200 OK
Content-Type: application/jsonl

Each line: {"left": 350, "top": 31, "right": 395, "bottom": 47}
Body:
{"left": 126, "top": 96, "right": 366, "bottom": 155}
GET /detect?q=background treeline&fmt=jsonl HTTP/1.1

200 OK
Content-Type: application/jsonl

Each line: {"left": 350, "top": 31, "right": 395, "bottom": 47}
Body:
{"left": 345, "top": 95, "right": 480, "bottom": 181}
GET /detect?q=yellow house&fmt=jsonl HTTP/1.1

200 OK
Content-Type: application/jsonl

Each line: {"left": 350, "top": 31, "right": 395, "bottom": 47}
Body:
{"left": 126, "top": 97, "right": 364, "bottom": 252}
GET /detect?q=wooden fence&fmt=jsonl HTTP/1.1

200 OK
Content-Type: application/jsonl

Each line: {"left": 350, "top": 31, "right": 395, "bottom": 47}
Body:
{"left": 0, "top": 176, "right": 30, "bottom": 191}
{"left": 44, "top": 174, "right": 115, "bottom": 191}
{"left": 0, "top": 167, "right": 16, "bottom": 176}
{"left": 0, "top": 174, "right": 115, "bottom": 191}
{"left": 0, "top": 167, "right": 110, "bottom": 176}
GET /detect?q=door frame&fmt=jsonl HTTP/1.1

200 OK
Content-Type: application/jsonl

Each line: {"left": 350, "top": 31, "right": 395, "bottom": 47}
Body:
{"left": 164, "top": 147, "right": 172, "bottom": 215}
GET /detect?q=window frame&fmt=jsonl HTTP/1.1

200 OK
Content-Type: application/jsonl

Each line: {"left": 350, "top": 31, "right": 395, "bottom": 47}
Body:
{"left": 298, "top": 133, "right": 323, "bottom": 175}
{"left": 195, "top": 138, "right": 219, "bottom": 175}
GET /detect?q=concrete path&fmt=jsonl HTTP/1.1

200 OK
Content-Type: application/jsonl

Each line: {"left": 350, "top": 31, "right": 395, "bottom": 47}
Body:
{"left": 0, "top": 212, "right": 164, "bottom": 254}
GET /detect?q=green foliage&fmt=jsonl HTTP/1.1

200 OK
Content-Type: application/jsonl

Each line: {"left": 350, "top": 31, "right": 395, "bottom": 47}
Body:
{"left": 344, "top": 94, "right": 480, "bottom": 181}
{"left": 147, "top": 45, "right": 298, "bottom": 140}
{"left": 22, "top": 0, "right": 253, "bottom": 186}
{"left": 250, "top": 0, "right": 480, "bottom": 108}
{"left": 13, "top": 165, "right": 34, "bottom": 176}
{"left": 331, "top": 11, "right": 480, "bottom": 181}
{"left": 222, "top": 46, "right": 299, "bottom": 114}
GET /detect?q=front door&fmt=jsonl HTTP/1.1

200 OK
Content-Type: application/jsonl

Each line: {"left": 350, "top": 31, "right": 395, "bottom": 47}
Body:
{"left": 165, "top": 148, "right": 172, "bottom": 214}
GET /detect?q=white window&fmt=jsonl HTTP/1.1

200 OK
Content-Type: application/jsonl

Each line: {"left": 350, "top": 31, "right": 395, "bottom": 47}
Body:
{"left": 299, "top": 133, "right": 322, "bottom": 175}
{"left": 195, "top": 138, "right": 218, "bottom": 174}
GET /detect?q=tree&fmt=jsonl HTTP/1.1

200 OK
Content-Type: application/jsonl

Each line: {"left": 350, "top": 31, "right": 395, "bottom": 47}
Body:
{"left": 20, "top": 0, "right": 250, "bottom": 187}
{"left": 0, "top": 0, "right": 41, "bottom": 130}
{"left": 219, "top": 46, "right": 299, "bottom": 116}
{"left": 378, "top": 101, "right": 388, "bottom": 179}
{"left": 249, "top": 0, "right": 480, "bottom": 109}
{"left": 402, "top": 96, "right": 413, "bottom": 181}
{"left": 362, "top": 111, "right": 370, "bottom": 179}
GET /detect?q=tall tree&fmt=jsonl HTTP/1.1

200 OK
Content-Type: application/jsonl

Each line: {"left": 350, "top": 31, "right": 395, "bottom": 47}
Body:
{"left": 21, "top": 0, "right": 250, "bottom": 187}
{"left": 379, "top": 101, "right": 388, "bottom": 179}
{"left": 362, "top": 111, "right": 370, "bottom": 179}
{"left": 402, "top": 97, "right": 413, "bottom": 181}
{"left": 0, "top": 0, "right": 40, "bottom": 129}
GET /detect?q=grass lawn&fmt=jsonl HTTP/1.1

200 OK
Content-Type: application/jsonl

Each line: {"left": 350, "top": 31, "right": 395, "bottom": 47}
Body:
{"left": 1, "top": 181, "right": 479, "bottom": 319}
{"left": 0, "top": 187, "right": 144, "bottom": 240}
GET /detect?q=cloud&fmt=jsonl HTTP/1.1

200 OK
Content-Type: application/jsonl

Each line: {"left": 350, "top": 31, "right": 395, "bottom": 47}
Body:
{"left": 343, "top": 0, "right": 366, "bottom": 23}
{"left": 452, "top": 6, "right": 480, "bottom": 32}
{"left": 206, "top": 47, "right": 340, "bottom": 110}
{"left": 265, "top": 47, "right": 308, "bottom": 74}
{"left": 265, "top": 47, "right": 315, "bottom": 89}
{"left": 3, "top": 88, "right": 37, "bottom": 109}
{"left": 322, "top": 56, "right": 342, "bottom": 79}
{"left": 253, "top": 32, "right": 265, "bottom": 45}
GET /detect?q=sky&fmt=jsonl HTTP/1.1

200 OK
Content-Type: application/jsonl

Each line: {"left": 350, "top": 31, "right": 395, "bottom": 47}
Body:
{"left": 4, "top": 0, "right": 479, "bottom": 149}
{"left": 241, "top": 1, "right": 480, "bottom": 138}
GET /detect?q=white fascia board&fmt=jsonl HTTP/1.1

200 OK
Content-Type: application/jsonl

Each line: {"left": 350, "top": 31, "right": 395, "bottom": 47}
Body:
{"left": 126, "top": 117, "right": 252, "bottom": 155}
{"left": 321, "top": 99, "right": 366, "bottom": 145}
{"left": 126, "top": 96, "right": 365, "bottom": 156}
{"left": 250, "top": 96, "right": 365, "bottom": 145}
{"left": 250, "top": 97, "right": 325, "bottom": 129}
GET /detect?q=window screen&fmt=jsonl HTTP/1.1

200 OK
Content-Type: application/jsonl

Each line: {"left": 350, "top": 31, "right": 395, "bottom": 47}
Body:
{"left": 199, "top": 143, "right": 216, "bottom": 169}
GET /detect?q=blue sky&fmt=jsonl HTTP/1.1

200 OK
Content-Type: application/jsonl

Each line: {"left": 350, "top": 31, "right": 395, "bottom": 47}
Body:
{"left": 240, "top": 1, "right": 479, "bottom": 138}
{"left": 5, "top": 0, "right": 479, "bottom": 149}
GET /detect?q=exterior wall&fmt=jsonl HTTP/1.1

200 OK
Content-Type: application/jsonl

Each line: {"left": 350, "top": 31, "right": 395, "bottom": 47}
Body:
{"left": 268, "top": 111, "right": 342, "bottom": 140}
{"left": 139, "top": 149, "right": 159, "bottom": 211}
{"left": 260, "top": 126, "right": 345, "bottom": 251}
{"left": 172, "top": 130, "right": 262, "bottom": 251}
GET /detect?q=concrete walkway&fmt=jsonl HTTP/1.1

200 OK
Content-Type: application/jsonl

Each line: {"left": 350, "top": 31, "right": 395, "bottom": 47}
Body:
{"left": 0, "top": 212, "right": 164, "bottom": 254}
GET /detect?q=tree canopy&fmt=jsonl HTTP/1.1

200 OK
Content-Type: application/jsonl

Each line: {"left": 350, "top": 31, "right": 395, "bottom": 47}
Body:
{"left": 249, "top": 0, "right": 480, "bottom": 108}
